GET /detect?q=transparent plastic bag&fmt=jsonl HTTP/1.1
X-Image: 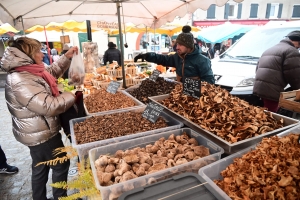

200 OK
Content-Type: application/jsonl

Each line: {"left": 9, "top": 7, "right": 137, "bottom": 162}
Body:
{"left": 68, "top": 53, "right": 85, "bottom": 86}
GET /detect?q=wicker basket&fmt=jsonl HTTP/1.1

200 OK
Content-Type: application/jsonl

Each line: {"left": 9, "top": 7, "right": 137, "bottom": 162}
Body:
{"left": 126, "top": 67, "right": 137, "bottom": 76}
{"left": 133, "top": 78, "right": 144, "bottom": 85}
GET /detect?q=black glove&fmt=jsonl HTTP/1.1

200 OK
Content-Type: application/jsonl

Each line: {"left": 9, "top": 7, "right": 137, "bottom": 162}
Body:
{"left": 134, "top": 53, "right": 147, "bottom": 62}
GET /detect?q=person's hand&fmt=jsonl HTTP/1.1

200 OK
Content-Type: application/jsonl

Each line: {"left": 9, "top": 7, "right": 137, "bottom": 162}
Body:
{"left": 65, "top": 46, "right": 79, "bottom": 59}
{"left": 134, "top": 53, "right": 147, "bottom": 62}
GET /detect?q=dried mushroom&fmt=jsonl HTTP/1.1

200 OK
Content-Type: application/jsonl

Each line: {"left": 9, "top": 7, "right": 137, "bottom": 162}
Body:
{"left": 214, "top": 134, "right": 300, "bottom": 200}
{"left": 74, "top": 112, "right": 168, "bottom": 144}
{"left": 84, "top": 88, "right": 136, "bottom": 113}
{"left": 128, "top": 77, "right": 178, "bottom": 103}
{"left": 94, "top": 132, "right": 211, "bottom": 193}
{"left": 161, "top": 83, "right": 284, "bottom": 143}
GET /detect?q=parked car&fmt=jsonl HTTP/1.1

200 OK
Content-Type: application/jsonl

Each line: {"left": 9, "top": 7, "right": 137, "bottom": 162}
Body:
{"left": 211, "top": 21, "right": 300, "bottom": 106}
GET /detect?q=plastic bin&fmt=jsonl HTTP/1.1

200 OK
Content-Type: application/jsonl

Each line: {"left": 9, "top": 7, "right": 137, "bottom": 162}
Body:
{"left": 277, "top": 123, "right": 300, "bottom": 137}
{"left": 198, "top": 124, "right": 300, "bottom": 200}
{"left": 118, "top": 172, "right": 222, "bottom": 200}
{"left": 149, "top": 94, "right": 299, "bottom": 154}
{"left": 70, "top": 106, "right": 183, "bottom": 160}
{"left": 89, "top": 128, "right": 224, "bottom": 200}
{"left": 83, "top": 90, "right": 144, "bottom": 116}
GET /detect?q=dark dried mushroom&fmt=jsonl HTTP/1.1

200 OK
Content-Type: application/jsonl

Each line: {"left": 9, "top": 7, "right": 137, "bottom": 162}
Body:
{"left": 128, "top": 77, "right": 178, "bottom": 104}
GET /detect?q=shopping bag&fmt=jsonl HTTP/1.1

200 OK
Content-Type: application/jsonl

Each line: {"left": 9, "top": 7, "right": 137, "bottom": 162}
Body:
{"left": 68, "top": 53, "right": 85, "bottom": 86}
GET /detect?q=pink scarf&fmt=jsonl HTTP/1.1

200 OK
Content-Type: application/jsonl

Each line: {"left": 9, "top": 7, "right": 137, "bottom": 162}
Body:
{"left": 15, "top": 64, "right": 59, "bottom": 97}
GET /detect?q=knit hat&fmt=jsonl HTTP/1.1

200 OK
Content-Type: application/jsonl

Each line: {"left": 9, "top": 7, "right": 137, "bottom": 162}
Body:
{"left": 287, "top": 30, "right": 300, "bottom": 41}
{"left": 176, "top": 25, "right": 194, "bottom": 49}
{"left": 63, "top": 44, "right": 70, "bottom": 51}
{"left": 108, "top": 42, "right": 115, "bottom": 48}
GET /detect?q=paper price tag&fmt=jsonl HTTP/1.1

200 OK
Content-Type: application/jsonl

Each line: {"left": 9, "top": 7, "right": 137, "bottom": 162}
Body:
{"left": 182, "top": 77, "right": 201, "bottom": 99}
{"left": 142, "top": 102, "right": 164, "bottom": 123}
{"left": 106, "top": 81, "right": 121, "bottom": 94}
{"left": 149, "top": 69, "right": 160, "bottom": 82}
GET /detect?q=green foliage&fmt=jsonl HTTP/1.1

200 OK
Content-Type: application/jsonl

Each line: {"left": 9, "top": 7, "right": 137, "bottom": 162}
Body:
{"left": 35, "top": 146, "right": 78, "bottom": 167}
{"left": 37, "top": 146, "right": 101, "bottom": 200}
{"left": 51, "top": 159, "right": 101, "bottom": 200}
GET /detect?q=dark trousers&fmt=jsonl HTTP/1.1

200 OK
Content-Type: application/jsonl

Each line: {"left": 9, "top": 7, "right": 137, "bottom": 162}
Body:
{"left": 263, "top": 98, "right": 279, "bottom": 112}
{"left": 0, "top": 145, "right": 7, "bottom": 168}
{"left": 29, "top": 133, "right": 70, "bottom": 200}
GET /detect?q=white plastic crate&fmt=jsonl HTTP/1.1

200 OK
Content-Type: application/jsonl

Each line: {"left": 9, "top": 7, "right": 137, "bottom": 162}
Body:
{"left": 89, "top": 128, "right": 224, "bottom": 200}
{"left": 198, "top": 123, "right": 300, "bottom": 200}
{"left": 70, "top": 106, "right": 183, "bottom": 160}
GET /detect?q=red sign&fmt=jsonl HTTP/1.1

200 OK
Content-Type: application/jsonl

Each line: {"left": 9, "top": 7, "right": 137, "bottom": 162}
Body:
{"left": 193, "top": 19, "right": 270, "bottom": 28}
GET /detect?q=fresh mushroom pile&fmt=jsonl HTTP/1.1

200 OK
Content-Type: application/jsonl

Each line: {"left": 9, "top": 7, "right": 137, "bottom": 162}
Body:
{"left": 215, "top": 134, "right": 300, "bottom": 200}
{"left": 74, "top": 112, "right": 168, "bottom": 144}
{"left": 128, "top": 77, "right": 178, "bottom": 104}
{"left": 94, "top": 133, "right": 210, "bottom": 199}
{"left": 161, "top": 83, "right": 284, "bottom": 143}
{"left": 84, "top": 89, "right": 136, "bottom": 113}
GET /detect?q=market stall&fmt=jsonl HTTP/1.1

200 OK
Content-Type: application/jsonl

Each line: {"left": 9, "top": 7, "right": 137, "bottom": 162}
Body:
{"left": 57, "top": 66, "right": 299, "bottom": 199}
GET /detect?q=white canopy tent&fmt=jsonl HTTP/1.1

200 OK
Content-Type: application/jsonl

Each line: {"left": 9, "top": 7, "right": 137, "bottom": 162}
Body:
{"left": 1, "top": 0, "right": 243, "bottom": 30}
{"left": 0, "top": 0, "right": 244, "bottom": 88}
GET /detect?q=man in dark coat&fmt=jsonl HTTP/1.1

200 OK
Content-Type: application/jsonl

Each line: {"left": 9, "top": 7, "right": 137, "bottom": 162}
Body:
{"left": 253, "top": 30, "right": 300, "bottom": 112}
{"left": 103, "top": 42, "right": 121, "bottom": 65}
{"left": 134, "top": 25, "right": 214, "bottom": 84}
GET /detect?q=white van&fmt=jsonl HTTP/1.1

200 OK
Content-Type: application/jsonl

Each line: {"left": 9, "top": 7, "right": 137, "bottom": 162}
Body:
{"left": 211, "top": 21, "right": 300, "bottom": 105}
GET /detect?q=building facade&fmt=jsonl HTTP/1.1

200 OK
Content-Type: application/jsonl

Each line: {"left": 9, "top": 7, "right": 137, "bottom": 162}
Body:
{"left": 193, "top": 0, "right": 300, "bottom": 28}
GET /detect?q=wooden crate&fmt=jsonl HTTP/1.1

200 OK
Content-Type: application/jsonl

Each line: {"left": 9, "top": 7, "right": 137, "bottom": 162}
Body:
{"left": 279, "top": 90, "right": 300, "bottom": 113}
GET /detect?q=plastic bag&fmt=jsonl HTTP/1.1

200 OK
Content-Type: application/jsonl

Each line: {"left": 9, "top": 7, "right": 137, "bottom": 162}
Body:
{"left": 68, "top": 53, "right": 85, "bottom": 86}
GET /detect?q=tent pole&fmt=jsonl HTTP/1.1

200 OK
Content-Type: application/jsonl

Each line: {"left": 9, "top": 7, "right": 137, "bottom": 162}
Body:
{"left": 116, "top": 2, "right": 126, "bottom": 89}
{"left": 44, "top": 26, "right": 52, "bottom": 64}
{"left": 146, "top": 26, "right": 148, "bottom": 53}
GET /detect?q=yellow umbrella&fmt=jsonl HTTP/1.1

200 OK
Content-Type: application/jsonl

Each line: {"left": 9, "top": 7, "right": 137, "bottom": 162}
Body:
{"left": 0, "top": 23, "right": 19, "bottom": 35}
{"left": 25, "top": 20, "right": 94, "bottom": 33}
{"left": 109, "top": 24, "right": 200, "bottom": 36}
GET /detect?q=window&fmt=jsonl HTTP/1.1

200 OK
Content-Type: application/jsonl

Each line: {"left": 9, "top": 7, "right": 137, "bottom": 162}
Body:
{"left": 266, "top": 3, "right": 283, "bottom": 18}
{"left": 266, "top": 3, "right": 282, "bottom": 19}
{"left": 207, "top": 4, "right": 216, "bottom": 19}
{"left": 249, "top": 4, "right": 258, "bottom": 18}
{"left": 292, "top": 5, "right": 300, "bottom": 18}
{"left": 229, "top": 3, "right": 238, "bottom": 18}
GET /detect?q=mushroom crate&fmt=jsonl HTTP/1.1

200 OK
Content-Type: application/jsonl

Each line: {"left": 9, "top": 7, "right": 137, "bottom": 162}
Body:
{"left": 199, "top": 124, "right": 300, "bottom": 200}
{"left": 89, "top": 128, "right": 223, "bottom": 200}
{"left": 149, "top": 83, "right": 299, "bottom": 154}
{"left": 70, "top": 107, "right": 183, "bottom": 160}
{"left": 83, "top": 88, "right": 144, "bottom": 115}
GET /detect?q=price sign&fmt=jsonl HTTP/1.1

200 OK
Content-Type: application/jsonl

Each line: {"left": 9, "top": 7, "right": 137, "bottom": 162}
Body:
{"left": 142, "top": 102, "right": 164, "bottom": 123}
{"left": 106, "top": 81, "right": 121, "bottom": 94}
{"left": 149, "top": 69, "right": 160, "bottom": 82}
{"left": 182, "top": 77, "right": 201, "bottom": 99}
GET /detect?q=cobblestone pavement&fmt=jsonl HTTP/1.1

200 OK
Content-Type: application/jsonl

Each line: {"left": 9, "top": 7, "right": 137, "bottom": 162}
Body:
{"left": 0, "top": 88, "right": 78, "bottom": 200}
